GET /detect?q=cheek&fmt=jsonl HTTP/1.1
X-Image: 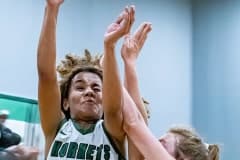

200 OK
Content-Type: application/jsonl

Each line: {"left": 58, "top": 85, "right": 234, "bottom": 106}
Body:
{"left": 96, "top": 93, "right": 102, "bottom": 103}
{"left": 69, "top": 91, "right": 83, "bottom": 105}
{"left": 164, "top": 143, "right": 176, "bottom": 157}
{"left": 169, "top": 146, "right": 176, "bottom": 156}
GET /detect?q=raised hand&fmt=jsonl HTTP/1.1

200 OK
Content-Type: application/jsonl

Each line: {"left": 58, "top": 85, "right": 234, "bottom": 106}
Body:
{"left": 104, "top": 6, "right": 135, "bottom": 47}
{"left": 121, "top": 22, "right": 152, "bottom": 63}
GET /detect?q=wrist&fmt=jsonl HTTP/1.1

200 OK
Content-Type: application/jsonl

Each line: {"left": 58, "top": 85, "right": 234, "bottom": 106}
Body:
{"left": 124, "top": 60, "right": 136, "bottom": 67}
{"left": 104, "top": 42, "right": 115, "bottom": 50}
{"left": 46, "top": 4, "right": 60, "bottom": 13}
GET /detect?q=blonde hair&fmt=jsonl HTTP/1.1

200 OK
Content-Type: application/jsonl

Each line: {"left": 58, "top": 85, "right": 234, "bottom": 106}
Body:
{"left": 56, "top": 49, "right": 102, "bottom": 119}
{"left": 169, "top": 127, "right": 220, "bottom": 160}
{"left": 142, "top": 97, "right": 150, "bottom": 119}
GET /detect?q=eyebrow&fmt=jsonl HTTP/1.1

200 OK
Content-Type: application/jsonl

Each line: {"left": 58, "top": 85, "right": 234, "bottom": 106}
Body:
{"left": 74, "top": 79, "right": 85, "bottom": 84}
{"left": 74, "top": 79, "right": 101, "bottom": 87}
{"left": 92, "top": 83, "right": 101, "bottom": 88}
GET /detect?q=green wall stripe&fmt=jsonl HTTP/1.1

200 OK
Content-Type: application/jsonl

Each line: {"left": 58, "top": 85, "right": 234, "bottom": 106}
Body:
{"left": 0, "top": 93, "right": 38, "bottom": 104}
{"left": 0, "top": 93, "right": 40, "bottom": 123}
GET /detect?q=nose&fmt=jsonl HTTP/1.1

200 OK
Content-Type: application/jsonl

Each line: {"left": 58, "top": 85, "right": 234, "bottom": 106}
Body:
{"left": 159, "top": 135, "right": 167, "bottom": 144}
{"left": 159, "top": 138, "right": 164, "bottom": 143}
{"left": 84, "top": 87, "right": 94, "bottom": 97}
{"left": 159, "top": 135, "right": 165, "bottom": 141}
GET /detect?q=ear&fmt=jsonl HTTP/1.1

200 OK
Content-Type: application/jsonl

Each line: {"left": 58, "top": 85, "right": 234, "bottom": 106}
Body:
{"left": 63, "top": 99, "right": 70, "bottom": 111}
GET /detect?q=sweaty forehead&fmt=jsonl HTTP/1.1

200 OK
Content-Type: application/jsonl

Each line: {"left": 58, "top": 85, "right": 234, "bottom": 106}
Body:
{"left": 72, "top": 72, "right": 102, "bottom": 85}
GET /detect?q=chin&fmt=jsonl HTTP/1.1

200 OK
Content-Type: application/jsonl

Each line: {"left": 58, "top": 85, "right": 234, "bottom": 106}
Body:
{"left": 84, "top": 110, "right": 102, "bottom": 119}
{"left": 79, "top": 104, "right": 102, "bottom": 118}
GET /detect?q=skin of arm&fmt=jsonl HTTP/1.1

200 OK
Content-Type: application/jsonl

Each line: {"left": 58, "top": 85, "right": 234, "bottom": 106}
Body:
{"left": 121, "top": 22, "right": 152, "bottom": 124}
{"left": 122, "top": 89, "right": 175, "bottom": 160}
{"left": 121, "top": 22, "right": 176, "bottom": 159}
{"left": 102, "top": 6, "right": 134, "bottom": 155}
{"left": 121, "top": 22, "right": 152, "bottom": 160}
{"left": 37, "top": 0, "right": 64, "bottom": 155}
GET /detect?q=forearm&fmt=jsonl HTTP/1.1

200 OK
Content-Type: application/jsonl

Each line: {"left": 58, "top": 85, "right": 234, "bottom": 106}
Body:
{"left": 103, "top": 44, "right": 123, "bottom": 113}
{"left": 124, "top": 61, "right": 148, "bottom": 124}
{"left": 122, "top": 89, "right": 173, "bottom": 160}
{"left": 37, "top": 5, "right": 59, "bottom": 79}
{"left": 126, "top": 121, "right": 175, "bottom": 160}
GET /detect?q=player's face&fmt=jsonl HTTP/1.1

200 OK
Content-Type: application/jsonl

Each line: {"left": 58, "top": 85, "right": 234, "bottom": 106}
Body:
{"left": 67, "top": 71, "right": 103, "bottom": 121}
{"left": 159, "top": 132, "right": 188, "bottom": 160}
{"left": 159, "top": 132, "right": 179, "bottom": 158}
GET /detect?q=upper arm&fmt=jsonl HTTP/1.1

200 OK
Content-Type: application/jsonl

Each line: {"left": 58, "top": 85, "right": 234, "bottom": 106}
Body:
{"left": 128, "top": 138, "right": 144, "bottom": 160}
{"left": 38, "top": 75, "right": 63, "bottom": 137}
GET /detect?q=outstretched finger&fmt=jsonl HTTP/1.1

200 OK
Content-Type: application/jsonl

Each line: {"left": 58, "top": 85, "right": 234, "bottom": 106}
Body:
{"left": 119, "top": 7, "right": 131, "bottom": 35}
{"left": 116, "top": 11, "right": 125, "bottom": 24}
{"left": 138, "top": 35, "right": 147, "bottom": 50}
{"left": 129, "top": 5, "right": 135, "bottom": 30}
{"left": 139, "top": 22, "right": 152, "bottom": 42}
{"left": 133, "top": 22, "right": 148, "bottom": 41}
{"left": 124, "top": 6, "right": 132, "bottom": 34}
{"left": 138, "top": 23, "right": 152, "bottom": 49}
{"left": 116, "top": 6, "right": 130, "bottom": 24}
{"left": 123, "top": 34, "right": 131, "bottom": 47}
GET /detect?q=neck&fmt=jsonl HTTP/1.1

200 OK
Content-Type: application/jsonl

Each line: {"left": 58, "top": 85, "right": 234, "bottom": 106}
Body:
{"left": 72, "top": 118, "right": 99, "bottom": 128}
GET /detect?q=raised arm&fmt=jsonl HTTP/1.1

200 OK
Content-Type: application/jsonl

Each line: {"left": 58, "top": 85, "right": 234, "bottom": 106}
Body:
{"left": 121, "top": 22, "right": 176, "bottom": 159}
{"left": 37, "top": 0, "right": 63, "bottom": 153}
{"left": 102, "top": 6, "right": 133, "bottom": 153}
{"left": 121, "top": 22, "right": 152, "bottom": 124}
{"left": 121, "top": 22, "right": 152, "bottom": 160}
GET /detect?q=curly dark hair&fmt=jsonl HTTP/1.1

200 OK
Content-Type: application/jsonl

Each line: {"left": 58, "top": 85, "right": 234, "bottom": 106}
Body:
{"left": 56, "top": 49, "right": 102, "bottom": 119}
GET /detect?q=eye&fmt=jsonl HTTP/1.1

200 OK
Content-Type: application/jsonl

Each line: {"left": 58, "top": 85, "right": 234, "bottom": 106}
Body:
{"left": 175, "top": 150, "right": 185, "bottom": 160}
{"left": 93, "top": 87, "right": 101, "bottom": 92}
{"left": 76, "top": 86, "right": 85, "bottom": 91}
